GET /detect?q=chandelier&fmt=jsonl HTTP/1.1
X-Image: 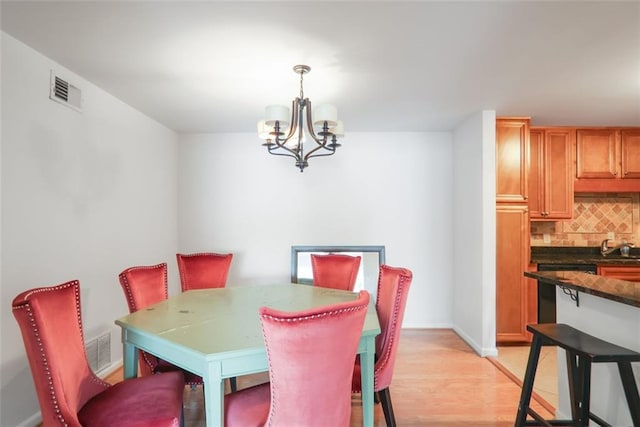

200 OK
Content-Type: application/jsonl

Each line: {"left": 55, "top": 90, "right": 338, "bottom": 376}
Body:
{"left": 257, "top": 65, "right": 343, "bottom": 172}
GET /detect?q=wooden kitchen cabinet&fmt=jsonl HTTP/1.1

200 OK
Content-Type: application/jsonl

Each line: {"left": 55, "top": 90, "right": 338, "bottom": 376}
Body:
{"left": 496, "top": 118, "right": 529, "bottom": 203}
{"left": 496, "top": 117, "right": 533, "bottom": 344}
{"left": 529, "top": 127, "right": 574, "bottom": 220}
{"left": 496, "top": 205, "right": 535, "bottom": 343}
{"left": 597, "top": 265, "right": 640, "bottom": 282}
{"left": 621, "top": 129, "right": 640, "bottom": 178}
{"left": 575, "top": 128, "right": 640, "bottom": 192}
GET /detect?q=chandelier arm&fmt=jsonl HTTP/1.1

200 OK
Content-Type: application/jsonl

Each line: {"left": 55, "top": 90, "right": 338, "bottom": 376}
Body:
{"left": 266, "top": 146, "right": 302, "bottom": 161}
{"left": 270, "top": 99, "right": 300, "bottom": 150}
{"left": 282, "top": 98, "right": 300, "bottom": 143}
{"left": 302, "top": 98, "right": 325, "bottom": 145}
{"left": 305, "top": 149, "right": 337, "bottom": 160}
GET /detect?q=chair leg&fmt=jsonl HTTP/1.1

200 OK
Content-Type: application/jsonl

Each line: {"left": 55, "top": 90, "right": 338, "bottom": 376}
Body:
{"left": 573, "top": 355, "right": 591, "bottom": 427}
{"left": 378, "top": 387, "right": 396, "bottom": 427}
{"left": 515, "top": 334, "right": 543, "bottom": 426}
{"left": 566, "top": 350, "right": 580, "bottom": 422}
{"left": 617, "top": 361, "right": 640, "bottom": 427}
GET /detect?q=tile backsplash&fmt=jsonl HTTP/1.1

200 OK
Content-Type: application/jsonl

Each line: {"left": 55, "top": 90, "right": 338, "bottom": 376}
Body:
{"left": 530, "top": 193, "right": 640, "bottom": 247}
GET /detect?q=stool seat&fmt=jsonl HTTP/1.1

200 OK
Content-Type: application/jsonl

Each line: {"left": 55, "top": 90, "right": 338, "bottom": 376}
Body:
{"left": 515, "top": 323, "right": 640, "bottom": 427}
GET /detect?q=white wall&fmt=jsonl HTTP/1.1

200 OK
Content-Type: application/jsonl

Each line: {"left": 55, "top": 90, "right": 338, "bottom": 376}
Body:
{"left": 1, "top": 33, "right": 179, "bottom": 426}
{"left": 178, "top": 131, "right": 454, "bottom": 327}
{"left": 451, "top": 111, "right": 497, "bottom": 356}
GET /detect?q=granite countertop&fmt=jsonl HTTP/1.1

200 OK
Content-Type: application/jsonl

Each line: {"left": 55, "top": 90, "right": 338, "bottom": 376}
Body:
{"left": 530, "top": 246, "right": 640, "bottom": 265}
{"left": 525, "top": 270, "right": 640, "bottom": 308}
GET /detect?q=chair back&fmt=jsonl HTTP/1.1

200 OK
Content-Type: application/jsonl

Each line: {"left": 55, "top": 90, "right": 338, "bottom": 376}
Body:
{"left": 261, "top": 290, "right": 370, "bottom": 426}
{"left": 176, "top": 252, "right": 233, "bottom": 291}
{"left": 12, "top": 280, "right": 109, "bottom": 427}
{"left": 119, "top": 263, "right": 168, "bottom": 312}
{"left": 310, "top": 253, "right": 362, "bottom": 291}
{"left": 374, "top": 264, "right": 413, "bottom": 390}
{"left": 118, "top": 263, "right": 168, "bottom": 377}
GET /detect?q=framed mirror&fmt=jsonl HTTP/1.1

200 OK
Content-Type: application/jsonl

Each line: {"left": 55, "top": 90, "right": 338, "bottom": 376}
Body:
{"left": 291, "top": 245, "right": 386, "bottom": 297}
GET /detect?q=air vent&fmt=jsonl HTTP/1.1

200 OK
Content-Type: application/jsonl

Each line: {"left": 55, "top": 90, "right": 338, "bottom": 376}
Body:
{"left": 49, "top": 70, "right": 82, "bottom": 112}
{"left": 86, "top": 332, "right": 111, "bottom": 373}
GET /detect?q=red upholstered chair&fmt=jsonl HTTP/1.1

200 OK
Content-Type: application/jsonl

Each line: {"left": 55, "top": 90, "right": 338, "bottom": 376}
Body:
{"left": 224, "top": 290, "right": 371, "bottom": 427}
{"left": 310, "top": 253, "right": 362, "bottom": 291}
{"left": 12, "top": 280, "right": 185, "bottom": 427}
{"left": 352, "top": 264, "right": 413, "bottom": 427}
{"left": 176, "top": 252, "right": 233, "bottom": 291}
{"left": 118, "top": 263, "right": 204, "bottom": 384}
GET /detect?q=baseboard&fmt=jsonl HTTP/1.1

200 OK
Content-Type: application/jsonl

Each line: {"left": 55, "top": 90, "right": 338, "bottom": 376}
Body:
{"left": 452, "top": 325, "right": 498, "bottom": 357}
{"left": 15, "top": 412, "right": 41, "bottom": 427}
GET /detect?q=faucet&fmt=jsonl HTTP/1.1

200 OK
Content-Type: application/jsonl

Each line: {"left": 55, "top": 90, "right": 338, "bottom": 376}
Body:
{"left": 600, "top": 239, "right": 634, "bottom": 256}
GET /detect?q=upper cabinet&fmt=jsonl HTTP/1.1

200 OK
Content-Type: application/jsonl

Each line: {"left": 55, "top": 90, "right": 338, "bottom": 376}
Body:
{"left": 575, "top": 128, "right": 640, "bottom": 192}
{"left": 529, "top": 127, "right": 574, "bottom": 220}
{"left": 621, "top": 129, "right": 640, "bottom": 178}
{"left": 496, "top": 117, "right": 530, "bottom": 203}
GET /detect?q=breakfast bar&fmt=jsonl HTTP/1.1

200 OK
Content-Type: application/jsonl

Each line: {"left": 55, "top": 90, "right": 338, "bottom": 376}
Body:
{"left": 524, "top": 271, "right": 640, "bottom": 426}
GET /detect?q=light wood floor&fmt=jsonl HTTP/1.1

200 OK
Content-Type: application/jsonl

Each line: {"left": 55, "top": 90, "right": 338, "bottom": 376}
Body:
{"left": 101, "top": 329, "right": 554, "bottom": 426}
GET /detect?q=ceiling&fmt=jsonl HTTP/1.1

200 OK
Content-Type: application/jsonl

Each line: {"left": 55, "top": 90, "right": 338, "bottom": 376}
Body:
{"left": 1, "top": 1, "right": 639, "bottom": 133}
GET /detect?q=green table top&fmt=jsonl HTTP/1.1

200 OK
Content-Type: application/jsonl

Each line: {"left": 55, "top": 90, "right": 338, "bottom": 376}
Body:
{"left": 115, "top": 283, "right": 380, "bottom": 356}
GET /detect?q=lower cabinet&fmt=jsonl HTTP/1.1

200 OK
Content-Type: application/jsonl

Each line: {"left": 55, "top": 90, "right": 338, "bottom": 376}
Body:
{"left": 597, "top": 265, "right": 640, "bottom": 282}
{"left": 496, "top": 205, "right": 536, "bottom": 343}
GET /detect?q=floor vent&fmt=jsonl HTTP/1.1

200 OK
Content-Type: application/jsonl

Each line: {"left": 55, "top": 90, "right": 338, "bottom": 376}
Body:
{"left": 86, "top": 332, "right": 111, "bottom": 373}
{"left": 49, "top": 70, "right": 82, "bottom": 112}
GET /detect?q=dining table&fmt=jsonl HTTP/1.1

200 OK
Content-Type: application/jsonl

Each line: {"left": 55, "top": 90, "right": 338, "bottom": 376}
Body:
{"left": 115, "top": 283, "right": 381, "bottom": 426}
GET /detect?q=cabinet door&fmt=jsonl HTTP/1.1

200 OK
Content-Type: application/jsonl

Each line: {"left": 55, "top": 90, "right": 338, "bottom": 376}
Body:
{"left": 496, "top": 205, "right": 533, "bottom": 343}
{"left": 496, "top": 118, "right": 529, "bottom": 203}
{"left": 621, "top": 129, "right": 640, "bottom": 178}
{"left": 529, "top": 128, "right": 574, "bottom": 220}
{"left": 576, "top": 129, "right": 618, "bottom": 178}
{"left": 544, "top": 129, "right": 574, "bottom": 219}
{"left": 528, "top": 129, "right": 544, "bottom": 218}
{"left": 597, "top": 265, "right": 640, "bottom": 282}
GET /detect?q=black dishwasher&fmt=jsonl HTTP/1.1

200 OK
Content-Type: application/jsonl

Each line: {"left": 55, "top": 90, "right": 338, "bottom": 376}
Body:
{"left": 536, "top": 263, "right": 597, "bottom": 323}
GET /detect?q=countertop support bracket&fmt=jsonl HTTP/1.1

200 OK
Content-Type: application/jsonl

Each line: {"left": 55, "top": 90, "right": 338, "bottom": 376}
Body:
{"left": 560, "top": 285, "right": 579, "bottom": 307}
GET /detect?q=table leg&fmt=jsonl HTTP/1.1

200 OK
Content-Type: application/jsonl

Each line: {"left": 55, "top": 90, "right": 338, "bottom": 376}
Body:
{"left": 360, "top": 336, "right": 376, "bottom": 427}
{"left": 122, "top": 330, "right": 138, "bottom": 379}
{"left": 203, "top": 364, "right": 225, "bottom": 427}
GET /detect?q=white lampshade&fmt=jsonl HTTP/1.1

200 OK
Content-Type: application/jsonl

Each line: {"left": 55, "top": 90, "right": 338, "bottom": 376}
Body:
{"left": 257, "top": 120, "right": 274, "bottom": 139}
{"left": 265, "top": 105, "right": 290, "bottom": 127}
{"left": 313, "top": 104, "right": 338, "bottom": 127}
{"left": 330, "top": 120, "right": 344, "bottom": 137}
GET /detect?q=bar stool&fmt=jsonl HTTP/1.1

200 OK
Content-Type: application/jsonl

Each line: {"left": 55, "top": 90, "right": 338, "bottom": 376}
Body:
{"left": 515, "top": 323, "right": 640, "bottom": 427}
